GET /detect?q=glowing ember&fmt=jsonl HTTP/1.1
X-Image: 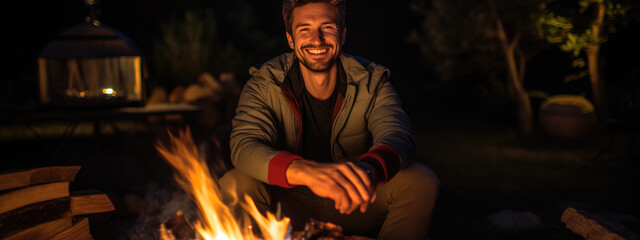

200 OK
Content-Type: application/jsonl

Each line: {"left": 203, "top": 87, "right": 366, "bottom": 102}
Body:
{"left": 155, "top": 127, "right": 291, "bottom": 240}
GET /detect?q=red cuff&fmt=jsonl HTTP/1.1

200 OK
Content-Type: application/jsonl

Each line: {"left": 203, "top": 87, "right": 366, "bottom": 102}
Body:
{"left": 268, "top": 152, "right": 302, "bottom": 188}
{"left": 359, "top": 145, "right": 400, "bottom": 185}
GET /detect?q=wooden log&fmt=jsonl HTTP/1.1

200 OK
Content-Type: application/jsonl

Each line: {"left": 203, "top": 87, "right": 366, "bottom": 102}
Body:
{"left": 50, "top": 217, "right": 94, "bottom": 240}
{"left": 0, "top": 182, "right": 69, "bottom": 214}
{"left": 561, "top": 207, "right": 639, "bottom": 240}
{"left": 70, "top": 190, "right": 115, "bottom": 215}
{"left": 158, "top": 211, "right": 196, "bottom": 240}
{"left": 2, "top": 216, "right": 72, "bottom": 240}
{"left": 293, "top": 218, "right": 375, "bottom": 240}
{"left": 0, "top": 198, "right": 71, "bottom": 238}
{"left": 0, "top": 166, "right": 80, "bottom": 191}
{"left": 292, "top": 231, "right": 375, "bottom": 240}
{"left": 295, "top": 218, "right": 344, "bottom": 240}
{"left": 156, "top": 212, "right": 374, "bottom": 240}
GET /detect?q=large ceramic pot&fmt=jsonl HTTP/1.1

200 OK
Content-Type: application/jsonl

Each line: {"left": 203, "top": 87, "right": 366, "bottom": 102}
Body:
{"left": 539, "top": 95, "right": 597, "bottom": 140}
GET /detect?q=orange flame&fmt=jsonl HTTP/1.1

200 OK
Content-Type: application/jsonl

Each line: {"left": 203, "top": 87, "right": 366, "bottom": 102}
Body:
{"left": 155, "top": 127, "right": 291, "bottom": 240}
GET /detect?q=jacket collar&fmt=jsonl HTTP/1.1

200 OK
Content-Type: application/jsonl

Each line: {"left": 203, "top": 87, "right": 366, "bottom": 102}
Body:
{"left": 250, "top": 52, "right": 389, "bottom": 95}
{"left": 282, "top": 57, "right": 347, "bottom": 102}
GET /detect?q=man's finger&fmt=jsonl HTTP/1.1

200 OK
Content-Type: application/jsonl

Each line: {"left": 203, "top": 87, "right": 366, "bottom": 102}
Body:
{"left": 342, "top": 163, "right": 371, "bottom": 203}
{"left": 342, "top": 163, "right": 373, "bottom": 214}
{"left": 325, "top": 180, "right": 350, "bottom": 214}
{"left": 348, "top": 162, "right": 372, "bottom": 189}
{"left": 346, "top": 162, "right": 374, "bottom": 213}
{"left": 360, "top": 201, "right": 368, "bottom": 213}
{"left": 334, "top": 193, "right": 348, "bottom": 214}
{"left": 329, "top": 185, "right": 352, "bottom": 214}
{"left": 332, "top": 170, "right": 364, "bottom": 214}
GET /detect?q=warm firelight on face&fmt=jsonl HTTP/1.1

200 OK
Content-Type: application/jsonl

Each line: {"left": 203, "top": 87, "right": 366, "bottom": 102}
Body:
{"left": 155, "top": 128, "right": 291, "bottom": 240}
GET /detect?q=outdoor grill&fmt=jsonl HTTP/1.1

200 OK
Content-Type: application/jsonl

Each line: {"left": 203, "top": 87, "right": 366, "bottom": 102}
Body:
{"left": 37, "top": 17, "right": 145, "bottom": 109}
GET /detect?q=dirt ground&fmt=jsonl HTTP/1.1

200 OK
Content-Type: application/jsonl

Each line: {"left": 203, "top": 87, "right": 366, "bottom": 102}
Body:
{"left": 416, "top": 112, "right": 640, "bottom": 239}
{"left": 1, "top": 108, "right": 638, "bottom": 239}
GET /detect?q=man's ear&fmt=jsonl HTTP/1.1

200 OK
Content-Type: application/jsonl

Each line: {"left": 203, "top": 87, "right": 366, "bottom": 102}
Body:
{"left": 286, "top": 32, "right": 294, "bottom": 49}
{"left": 341, "top": 27, "right": 347, "bottom": 45}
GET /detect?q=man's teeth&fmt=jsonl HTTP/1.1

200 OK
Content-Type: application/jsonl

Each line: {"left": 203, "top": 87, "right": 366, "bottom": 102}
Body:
{"left": 307, "top": 49, "right": 328, "bottom": 54}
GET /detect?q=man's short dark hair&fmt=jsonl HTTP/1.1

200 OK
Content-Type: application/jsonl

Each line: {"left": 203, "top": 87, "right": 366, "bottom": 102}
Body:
{"left": 282, "top": 0, "right": 346, "bottom": 35}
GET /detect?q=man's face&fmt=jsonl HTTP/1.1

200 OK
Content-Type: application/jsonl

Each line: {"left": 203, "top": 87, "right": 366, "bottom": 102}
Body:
{"left": 286, "top": 2, "right": 345, "bottom": 72}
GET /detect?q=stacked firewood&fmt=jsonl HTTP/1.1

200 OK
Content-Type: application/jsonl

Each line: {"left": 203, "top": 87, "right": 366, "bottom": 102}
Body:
{"left": 0, "top": 166, "right": 115, "bottom": 240}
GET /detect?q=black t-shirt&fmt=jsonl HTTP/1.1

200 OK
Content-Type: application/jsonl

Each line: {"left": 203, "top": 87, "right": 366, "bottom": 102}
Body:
{"left": 300, "top": 84, "right": 337, "bottom": 162}
{"left": 284, "top": 59, "right": 346, "bottom": 163}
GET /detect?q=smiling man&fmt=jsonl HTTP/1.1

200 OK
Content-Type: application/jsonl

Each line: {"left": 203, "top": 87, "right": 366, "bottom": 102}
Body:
{"left": 289, "top": 3, "right": 342, "bottom": 73}
{"left": 221, "top": 0, "right": 440, "bottom": 239}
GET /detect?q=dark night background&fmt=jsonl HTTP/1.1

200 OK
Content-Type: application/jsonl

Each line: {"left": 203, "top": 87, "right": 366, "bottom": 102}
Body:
{"left": 5, "top": 0, "right": 429, "bottom": 114}
{"left": 5, "top": 0, "right": 640, "bottom": 122}
{"left": 2, "top": 0, "right": 640, "bottom": 239}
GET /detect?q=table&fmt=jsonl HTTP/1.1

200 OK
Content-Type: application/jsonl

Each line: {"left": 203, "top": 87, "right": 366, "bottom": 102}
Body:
{"left": 1, "top": 103, "right": 201, "bottom": 161}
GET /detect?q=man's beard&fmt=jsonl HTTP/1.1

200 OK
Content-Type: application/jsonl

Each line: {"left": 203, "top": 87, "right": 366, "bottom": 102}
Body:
{"left": 296, "top": 43, "right": 341, "bottom": 72}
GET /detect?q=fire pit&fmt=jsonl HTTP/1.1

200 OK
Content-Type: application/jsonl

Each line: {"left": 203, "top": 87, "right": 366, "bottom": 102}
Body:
{"left": 159, "top": 211, "right": 373, "bottom": 240}
{"left": 155, "top": 128, "right": 374, "bottom": 240}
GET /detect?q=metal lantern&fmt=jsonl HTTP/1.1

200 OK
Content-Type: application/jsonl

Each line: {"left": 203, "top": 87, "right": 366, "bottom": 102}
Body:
{"left": 38, "top": 17, "right": 145, "bottom": 109}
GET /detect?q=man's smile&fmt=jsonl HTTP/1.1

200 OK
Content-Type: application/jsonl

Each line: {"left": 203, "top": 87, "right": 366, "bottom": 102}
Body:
{"left": 305, "top": 48, "right": 329, "bottom": 54}
{"left": 295, "top": 42, "right": 338, "bottom": 72}
{"left": 303, "top": 46, "right": 332, "bottom": 58}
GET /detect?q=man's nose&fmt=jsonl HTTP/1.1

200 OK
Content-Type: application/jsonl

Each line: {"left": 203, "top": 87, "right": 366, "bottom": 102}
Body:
{"left": 309, "top": 29, "right": 325, "bottom": 45}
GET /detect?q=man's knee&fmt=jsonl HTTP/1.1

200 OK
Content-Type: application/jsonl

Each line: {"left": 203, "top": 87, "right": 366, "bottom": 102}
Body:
{"left": 390, "top": 162, "right": 440, "bottom": 199}
{"left": 219, "top": 169, "right": 267, "bottom": 205}
{"left": 376, "top": 162, "right": 439, "bottom": 239}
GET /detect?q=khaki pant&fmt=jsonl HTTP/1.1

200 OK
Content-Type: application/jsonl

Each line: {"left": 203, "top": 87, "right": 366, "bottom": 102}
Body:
{"left": 219, "top": 162, "right": 440, "bottom": 240}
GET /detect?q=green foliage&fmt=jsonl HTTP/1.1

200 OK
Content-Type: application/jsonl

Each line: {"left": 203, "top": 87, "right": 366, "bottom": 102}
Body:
{"left": 562, "top": 32, "right": 593, "bottom": 56}
{"left": 407, "top": 0, "right": 547, "bottom": 104}
{"left": 536, "top": 12, "right": 573, "bottom": 44}
{"left": 408, "top": 0, "right": 548, "bottom": 81}
{"left": 407, "top": 0, "right": 502, "bottom": 82}
{"left": 572, "top": 58, "right": 586, "bottom": 68}
{"left": 153, "top": 9, "right": 218, "bottom": 88}
{"left": 536, "top": 8, "right": 599, "bottom": 58}
{"left": 579, "top": 0, "right": 630, "bottom": 16}
{"left": 536, "top": 0, "right": 630, "bottom": 59}
{"left": 152, "top": 3, "right": 279, "bottom": 89}
{"left": 480, "top": 73, "right": 517, "bottom": 104}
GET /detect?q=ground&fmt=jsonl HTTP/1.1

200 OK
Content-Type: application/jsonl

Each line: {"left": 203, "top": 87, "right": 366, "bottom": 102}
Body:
{"left": 418, "top": 111, "right": 640, "bottom": 239}
{"left": 1, "top": 105, "right": 638, "bottom": 239}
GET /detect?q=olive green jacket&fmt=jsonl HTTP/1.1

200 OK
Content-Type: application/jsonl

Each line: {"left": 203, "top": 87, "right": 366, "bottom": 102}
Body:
{"left": 230, "top": 52, "right": 415, "bottom": 187}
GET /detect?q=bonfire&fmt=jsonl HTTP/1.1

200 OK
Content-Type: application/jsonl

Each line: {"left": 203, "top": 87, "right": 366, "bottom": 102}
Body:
{"left": 155, "top": 127, "right": 291, "bottom": 240}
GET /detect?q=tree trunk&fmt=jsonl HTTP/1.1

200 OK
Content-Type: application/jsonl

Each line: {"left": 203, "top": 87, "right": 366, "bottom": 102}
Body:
{"left": 495, "top": 18, "right": 534, "bottom": 136}
{"left": 509, "top": 51, "right": 534, "bottom": 137}
{"left": 588, "top": 1, "right": 608, "bottom": 121}
{"left": 515, "top": 88, "right": 534, "bottom": 136}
